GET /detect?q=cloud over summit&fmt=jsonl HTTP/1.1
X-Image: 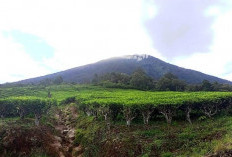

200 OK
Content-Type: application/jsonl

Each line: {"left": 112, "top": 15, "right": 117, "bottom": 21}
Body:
{"left": 144, "top": 0, "right": 221, "bottom": 58}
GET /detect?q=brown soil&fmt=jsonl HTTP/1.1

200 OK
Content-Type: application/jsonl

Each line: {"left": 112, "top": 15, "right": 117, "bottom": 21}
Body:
{"left": 0, "top": 125, "right": 61, "bottom": 157}
{"left": 207, "top": 150, "right": 232, "bottom": 157}
{"left": 53, "top": 106, "right": 83, "bottom": 157}
{"left": 0, "top": 106, "right": 83, "bottom": 157}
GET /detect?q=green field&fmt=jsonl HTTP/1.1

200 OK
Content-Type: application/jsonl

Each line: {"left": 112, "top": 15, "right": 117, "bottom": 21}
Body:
{"left": 1, "top": 84, "right": 232, "bottom": 156}
{"left": 1, "top": 84, "right": 232, "bottom": 105}
{"left": 1, "top": 84, "right": 232, "bottom": 122}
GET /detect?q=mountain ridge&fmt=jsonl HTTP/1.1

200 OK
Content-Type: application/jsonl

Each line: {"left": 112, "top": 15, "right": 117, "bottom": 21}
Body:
{"left": 15, "top": 54, "right": 232, "bottom": 85}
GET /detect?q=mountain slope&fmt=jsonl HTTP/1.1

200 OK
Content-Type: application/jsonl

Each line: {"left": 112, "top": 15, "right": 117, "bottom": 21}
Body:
{"left": 17, "top": 54, "right": 231, "bottom": 84}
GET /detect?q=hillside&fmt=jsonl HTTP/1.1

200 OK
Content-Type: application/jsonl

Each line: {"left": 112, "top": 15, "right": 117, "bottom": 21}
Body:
{"left": 16, "top": 54, "right": 231, "bottom": 84}
{"left": 1, "top": 84, "right": 232, "bottom": 156}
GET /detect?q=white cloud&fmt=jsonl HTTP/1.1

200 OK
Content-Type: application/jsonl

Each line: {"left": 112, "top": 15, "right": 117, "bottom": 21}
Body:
{"left": 0, "top": 0, "right": 163, "bottom": 83}
{"left": 0, "top": 34, "right": 50, "bottom": 83}
{"left": 173, "top": 5, "right": 232, "bottom": 81}
{"left": 1, "top": 0, "right": 232, "bottom": 83}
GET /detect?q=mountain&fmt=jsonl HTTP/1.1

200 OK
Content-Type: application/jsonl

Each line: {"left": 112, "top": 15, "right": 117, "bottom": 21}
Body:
{"left": 17, "top": 54, "right": 231, "bottom": 84}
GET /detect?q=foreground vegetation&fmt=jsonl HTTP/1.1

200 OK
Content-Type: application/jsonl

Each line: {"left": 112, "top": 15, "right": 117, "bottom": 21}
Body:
{"left": 75, "top": 113, "right": 232, "bottom": 157}
{"left": 1, "top": 84, "right": 232, "bottom": 125}
{"left": 92, "top": 70, "right": 232, "bottom": 91}
{"left": 1, "top": 84, "right": 232, "bottom": 156}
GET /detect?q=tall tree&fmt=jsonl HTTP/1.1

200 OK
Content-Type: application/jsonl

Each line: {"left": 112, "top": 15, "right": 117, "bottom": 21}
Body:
{"left": 53, "top": 76, "right": 63, "bottom": 84}
{"left": 130, "top": 68, "right": 154, "bottom": 90}
{"left": 156, "top": 73, "right": 186, "bottom": 91}
{"left": 201, "top": 80, "right": 213, "bottom": 91}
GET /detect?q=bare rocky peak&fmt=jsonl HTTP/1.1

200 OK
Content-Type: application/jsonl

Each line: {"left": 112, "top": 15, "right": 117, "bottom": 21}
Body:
{"left": 121, "top": 54, "right": 150, "bottom": 61}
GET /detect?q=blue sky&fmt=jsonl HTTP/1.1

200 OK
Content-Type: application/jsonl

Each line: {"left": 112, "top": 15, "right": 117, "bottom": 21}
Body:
{"left": 0, "top": 0, "right": 232, "bottom": 83}
{"left": 3, "top": 30, "right": 54, "bottom": 61}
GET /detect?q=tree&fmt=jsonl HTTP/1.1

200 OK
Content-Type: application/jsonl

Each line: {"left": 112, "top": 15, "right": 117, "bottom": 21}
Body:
{"left": 201, "top": 80, "right": 213, "bottom": 91}
{"left": 186, "top": 84, "right": 202, "bottom": 91}
{"left": 163, "top": 73, "right": 178, "bottom": 80}
{"left": 39, "top": 78, "right": 53, "bottom": 86}
{"left": 16, "top": 100, "right": 28, "bottom": 120}
{"left": 200, "top": 103, "right": 218, "bottom": 118}
{"left": 92, "top": 74, "right": 99, "bottom": 84}
{"left": 130, "top": 68, "right": 154, "bottom": 90}
{"left": 53, "top": 76, "right": 63, "bottom": 84}
{"left": 171, "top": 79, "right": 186, "bottom": 91}
{"left": 156, "top": 73, "right": 186, "bottom": 91}
{"left": 123, "top": 107, "right": 137, "bottom": 127}
{"left": 48, "top": 90, "right": 52, "bottom": 98}
{"left": 158, "top": 105, "right": 177, "bottom": 124}
{"left": 97, "top": 72, "right": 131, "bottom": 85}
{"left": 156, "top": 77, "right": 172, "bottom": 91}
{"left": 0, "top": 100, "right": 16, "bottom": 118}
{"left": 98, "top": 106, "right": 111, "bottom": 130}
{"left": 180, "top": 103, "right": 193, "bottom": 124}
{"left": 139, "top": 105, "right": 155, "bottom": 125}
{"left": 29, "top": 99, "right": 55, "bottom": 126}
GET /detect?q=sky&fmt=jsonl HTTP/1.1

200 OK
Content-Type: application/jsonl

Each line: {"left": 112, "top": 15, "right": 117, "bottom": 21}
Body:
{"left": 0, "top": 0, "right": 232, "bottom": 83}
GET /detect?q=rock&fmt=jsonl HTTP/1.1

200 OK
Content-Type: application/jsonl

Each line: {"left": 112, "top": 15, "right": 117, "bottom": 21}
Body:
{"left": 62, "top": 130, "right": 69, "bottom": 135}
{"left": 70, "top": 136, "right": 75, "bottom": 141}
{"left": 54, "top": 136, "right": 62, "bottom": 142}
{"left": 72, "top": 146, "right": 83, "bottom": 157}
{"left": 59, "top": 152, "right": 65, "bottom": 157}
{"left": 50, "top": 142, "right": 62, "bottom": 149}
{"left": 67, "top": 130, "right": 75, "bottom": 137}
{"left": 63, "top": 146, "right": 69, "bottom": 152}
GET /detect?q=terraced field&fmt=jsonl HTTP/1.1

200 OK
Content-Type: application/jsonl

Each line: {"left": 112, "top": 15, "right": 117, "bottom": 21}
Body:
{"left": 1, "top": 84, "right": 232, "bottom": 156}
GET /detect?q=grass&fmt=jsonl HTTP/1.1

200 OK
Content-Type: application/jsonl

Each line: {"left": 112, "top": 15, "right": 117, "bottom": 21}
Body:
{"left": 2, "top": 84, "right": 232, "bottom": 156}
{"left": 73, "top": 113, "right": 232, "bottom": 157}
{"left": 2, "top": 84, "right": 232, "bottom": 105}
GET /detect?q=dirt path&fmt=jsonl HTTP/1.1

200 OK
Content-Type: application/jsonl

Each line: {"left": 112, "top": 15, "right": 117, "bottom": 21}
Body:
{"left": 52, "top": 106, "right": 83, "bottom": 157}
{"left": 207, "top": 150, "right": 232, "bottom": 157}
